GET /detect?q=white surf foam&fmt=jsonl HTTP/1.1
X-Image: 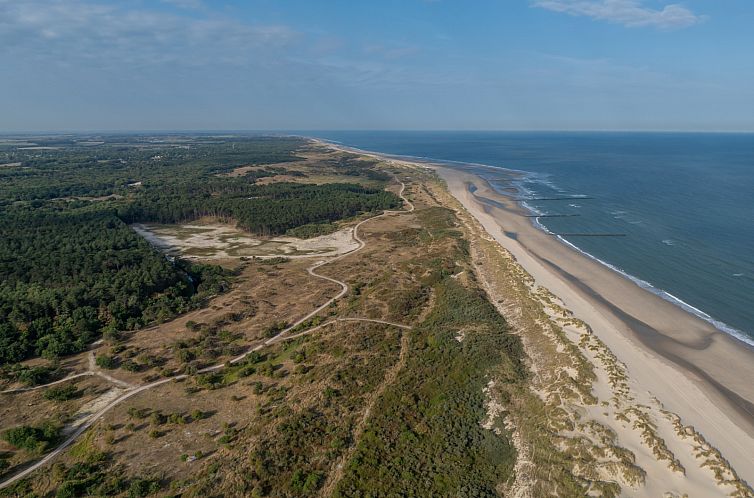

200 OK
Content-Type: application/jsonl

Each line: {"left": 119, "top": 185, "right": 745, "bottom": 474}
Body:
{"left": 313, "top": 139, "right": 754, "bottom": 349}
{"left": 550, "top": 227, "right": 754, "bottom": 348}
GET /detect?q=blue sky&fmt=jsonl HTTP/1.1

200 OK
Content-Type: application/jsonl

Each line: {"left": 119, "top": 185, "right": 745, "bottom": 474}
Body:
{"left": 1, "top": 0, "right": 753, "bottom": 131}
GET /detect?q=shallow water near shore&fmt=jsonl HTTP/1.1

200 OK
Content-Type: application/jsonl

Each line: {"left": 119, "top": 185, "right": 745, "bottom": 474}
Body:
{"left": 305, "top": 131, "right": 754, "bottom": 345}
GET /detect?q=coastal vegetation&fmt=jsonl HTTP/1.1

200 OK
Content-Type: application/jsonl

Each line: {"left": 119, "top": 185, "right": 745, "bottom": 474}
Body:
{"left": 2, "top": 137, "right": 748, "bottom": 498}
{"left": 2, "top": 422, "right": 61, "bottom": 454}
{"left": 285, "top": 222, "right": 339, "bottom": 239}
{"left": 43, "top": 384, "right": 80, "bottom": 402}
{"left": 117, "top": 182, "right": 400, "bottom": 236}
{"left": 432, "top": 172, "right": 754, "bottom": 497}
{"left": 0, "top": 136, "right": 397, "bottom": 367}
{"left": 0, "top": 136, "right": 303, "bottom": 203}
{"left": 0, "top": 207, "right": 231, "bottom": 365}
{"left": 329, "top": 206, "right": 525, "bottom": 497}
{"left": 333, "top": 278, "right": 522, "bottom": 497}
{"left": 118, "top": 162, "right": 528, "bottom": 496}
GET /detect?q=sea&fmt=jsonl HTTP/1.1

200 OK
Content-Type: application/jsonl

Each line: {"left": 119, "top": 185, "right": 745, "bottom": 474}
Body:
{"left": 303, "top": 131, "right": 754, "bottom": 346}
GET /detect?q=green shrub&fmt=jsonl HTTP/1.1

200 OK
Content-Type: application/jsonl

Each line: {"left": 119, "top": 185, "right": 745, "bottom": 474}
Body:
{"left": 128, "top": 478, "right": 160, "bottom": 498}
{"left": 196, "top": 372, "right": 225, "bottom": 390}
{"left": 3, "top": 422, "right": 60, "bottom": 453}
{"left": 291, "top": 469, "right": 324, "bottom": 494}
{"left": 127, "top": 407, "right": 150, "bottom": 419}
{"left": 43, "top": 383, "right": 80, "bottom": 401}
{"left": 95, "top": 355, "right": 117, "bottom": 369}
{"left": 245, "top": 351, "right": 264, "bottom": 364}
{"left": 263, "top": 322, "right": 288, "bottom": 338}
{"left": 120, "top": 360, "right": 141, "bottom": 372}
{"left": 257, "top": 257, "right": 290, "bottom": 266}
{"left": 14, "top": 364, "right": 60, "bottom": 386}
{"left": 150, "top": 412, "right": 166, "bottom": 426}
{"left": 286, "top": 222, "right": 338, "bottom": 239}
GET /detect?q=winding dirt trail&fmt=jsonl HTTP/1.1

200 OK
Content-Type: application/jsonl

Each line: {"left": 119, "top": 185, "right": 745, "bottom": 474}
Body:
{"left": 0, "top": 175, "right": 414, "bottom": 490}
{"left": 1, "top": 349, "right": 136, "bottom": 396}
{"left": 1, "top": 373, "right": 94, "bottom": 394}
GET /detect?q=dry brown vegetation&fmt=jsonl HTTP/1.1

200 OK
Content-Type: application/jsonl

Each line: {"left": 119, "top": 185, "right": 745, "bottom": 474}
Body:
{"left": 0, "top": 146, "right": 524, "bottom": 497}
{"left": 4, "top": 143, "right": 750, "bottom": 498}
{"left": 424, "top": 174, "right": 631, "bottom": 497}
{"left": 220, "top": 145, "right": 389, "bottom": 189}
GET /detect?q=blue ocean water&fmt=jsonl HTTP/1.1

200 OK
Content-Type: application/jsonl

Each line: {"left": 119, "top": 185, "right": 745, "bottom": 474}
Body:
{"left": 305, "top": 131, "right": 754, "bottom": 345}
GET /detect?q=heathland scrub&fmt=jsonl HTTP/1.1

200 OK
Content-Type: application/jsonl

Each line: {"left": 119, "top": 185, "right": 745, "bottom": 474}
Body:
{"left": 320, "top": 139, "right": 754, "bottom": 497}
{"left": 0, "top": 174, "right": 416, "bottom": 491}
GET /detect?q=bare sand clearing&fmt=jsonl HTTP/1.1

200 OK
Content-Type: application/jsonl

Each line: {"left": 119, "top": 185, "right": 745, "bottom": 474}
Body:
{"left": 132, "top": 222, "right": 359, "bottom": 260}
{"left": 435, "top": 165, "right": 754, "bottom": 488}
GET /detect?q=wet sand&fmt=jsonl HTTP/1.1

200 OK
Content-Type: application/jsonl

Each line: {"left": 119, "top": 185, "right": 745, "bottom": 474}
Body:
{"left": 435, "top": 165, "right": 754, "bottom": 484}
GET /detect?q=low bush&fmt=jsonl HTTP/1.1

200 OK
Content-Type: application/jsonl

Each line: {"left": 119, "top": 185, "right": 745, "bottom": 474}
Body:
{"left": 3, "top": 422, "right": 61, "bottom": 453}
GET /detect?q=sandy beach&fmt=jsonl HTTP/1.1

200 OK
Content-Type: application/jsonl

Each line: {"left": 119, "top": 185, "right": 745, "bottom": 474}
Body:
{"left": 434, "top": 164, "right": 754, "bottom": 487}
{"left": 315, "top": 138, "right": 754, "bottom": 494}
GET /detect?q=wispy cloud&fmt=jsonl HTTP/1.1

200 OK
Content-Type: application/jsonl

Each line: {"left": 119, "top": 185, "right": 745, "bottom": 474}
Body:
{"left": 0, "top": 0, "right": 298, "bottom": 67}
{"left": 161, "top": 0, "right": 204, "bottom": 9}
{"left": 532, "top": 0, "right": 705, "bottom": 29}
{"left": 0, "top": 0, "right": 440, "bottom": 99}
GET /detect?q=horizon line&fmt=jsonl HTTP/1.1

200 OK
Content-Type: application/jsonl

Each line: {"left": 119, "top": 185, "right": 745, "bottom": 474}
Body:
{"left": 2, "top": 128, "right": 754, "bottom": 135}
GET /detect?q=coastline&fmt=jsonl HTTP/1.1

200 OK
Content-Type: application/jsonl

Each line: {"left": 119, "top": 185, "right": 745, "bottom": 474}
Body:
{"left": 318, "top": 137, "right": 754, "bottom": 348}
{"left": 435, "top": 165, "right": 754, "bottom": 485}
{"left": 316, "top": 138, "right": 754, "bottom": 491}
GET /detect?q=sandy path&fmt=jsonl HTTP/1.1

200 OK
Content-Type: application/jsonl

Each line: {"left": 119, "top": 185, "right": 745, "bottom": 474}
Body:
{"left": 1, "top": 347, "right": 136, "bottom": 395}
{"left": 1, "top": 373, "right": 94, "bottom": 394}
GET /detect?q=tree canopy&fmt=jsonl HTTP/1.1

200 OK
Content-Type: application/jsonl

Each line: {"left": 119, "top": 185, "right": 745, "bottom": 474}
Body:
{"left": 0, "top": 135, "right": 399, "bottom": 366}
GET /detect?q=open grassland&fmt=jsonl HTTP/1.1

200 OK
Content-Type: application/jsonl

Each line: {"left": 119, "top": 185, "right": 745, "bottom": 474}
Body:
{"left": 220, "top": 144, "right": 391, "bottom": 189}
